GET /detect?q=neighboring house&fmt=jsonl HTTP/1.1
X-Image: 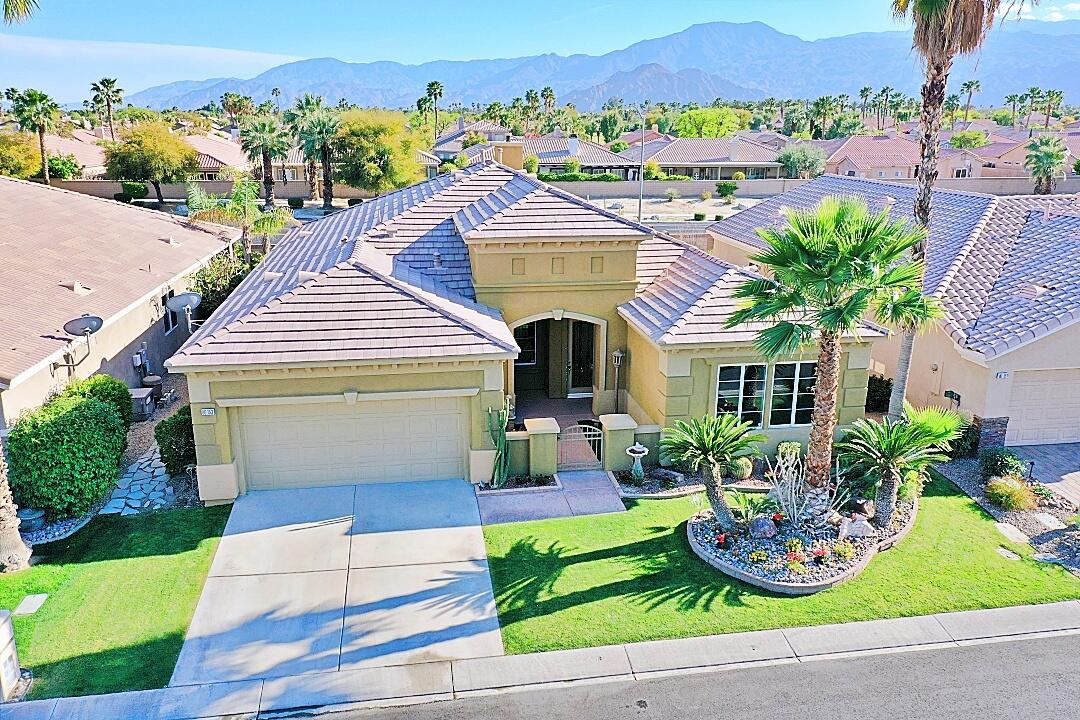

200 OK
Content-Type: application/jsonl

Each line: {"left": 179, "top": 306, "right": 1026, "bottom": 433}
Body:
{"left": 522, "top": 136, "right": 636, "bottom": 177}
{"left": 818, "top": 135, "right": 922, "bottom": 179}
{"left": 183, "top": 133, "right": 252, "bottom": 180}
{"left": 710, "top": 174, "right": 1080, "bottom": 447}
{"left": 43, "top": 128, "right": 108, "bottom": 178}
{"left": 997, "top": 132, "right": 1080, "bottom": 176}
{"left": 612, "top": 125, "right": 675, "bottom": 148}
{"left": 165, "top": 162, "right": 878, "bottom": 500}
{"left": 432, "top": 118, "right": 513, "bottom": 160}
{"left": 418, "top": 150, "right": 440, "bottom": 179}
{"left": 733, "top": 130, "right": 792, "bottom": 151}
{"left": 0, "top": 176, "right": 236, "bottom": 427}
{"left": 618, "top": 136, "right": 783, "bottom": 180}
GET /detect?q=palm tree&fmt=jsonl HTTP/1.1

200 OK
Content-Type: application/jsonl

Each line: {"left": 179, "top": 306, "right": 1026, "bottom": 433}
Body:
{"left": 240, "top": 115, "right": 291, "bottom": 209}
{"left": 1043, "top": 89, "right": 1063, "bottom": 129}
{"left": 1005, "top": 93, "right": 1021, "bottom": 126}
{"left": 284, "top": 93, "right": 325, "bottom": 202}
{"left": 12, "top": 88, "right": 58, "bottom": 184}
{"left": 186, "top": 177, "right": 294, "bottom": 265}
{"left": 3, "top": 0, "right": 37, "bottom": 22}
{"left": 1025, "top": 135, "right": 1067, "bottom": 194}
{"left": 524, "top": 89, "right": 540, "bottom": 133}
{"left": 878, "top": 86, "right": 895, "bottom": 128}
{"left": 425, "top": 81, "right": 444, "bottom": 143}
{"left": 1024, "top": 86, "right": 1042, "bottom": 130}
{"left": 727, "top": 197, "right": 941, "bottom": 489}
{"left": 660, "top": 415, "right": 766, "bottom": 531}
{"left": 838, "top": 405, "right": 964, "bottom": 528}
{"left": 541, "top": 86, "right": 555, "bottom": 115}
{"left": 89, "top": 78, "right": 122, "bottom": 141}
{"left": 297, "top": 108, "right": 340, "bottom": 211}
{"left": 859, "top": 86, "right": 873, "bottom": 118}
{"left": 415, "top": 95, "right": 432, "bottom": 127}
{"left": 960, "top": 79, "right": 980, "bottom": 123}
{"left": 944, "top": 94, "right": 961, "bottom": 128}
{"left": 0, "top": 441, "right": 32, "bottom": 573}
{"left": 271, "top": 86, "right": 281, "bottom": 111}
{"left": 886, "top": 0, "right": 1027, "bottom": 421}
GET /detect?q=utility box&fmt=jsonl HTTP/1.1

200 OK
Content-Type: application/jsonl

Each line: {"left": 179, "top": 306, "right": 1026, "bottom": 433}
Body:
{"left": 0, "top": 610, "right": 20, "bottom": 700}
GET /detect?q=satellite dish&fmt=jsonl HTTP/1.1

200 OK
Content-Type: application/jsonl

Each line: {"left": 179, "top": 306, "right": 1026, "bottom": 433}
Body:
{"left": 62, "top": 314, "right": 103, "bottom": 338}
{"left": 166, "top": 291, "right": 202, "bottom": 314}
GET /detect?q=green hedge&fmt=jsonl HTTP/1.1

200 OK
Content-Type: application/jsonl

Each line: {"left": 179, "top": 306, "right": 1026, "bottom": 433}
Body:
{"left": 537, "top": 172, "right": 622, "bottom": 182}
{"left": 7, "top": 395, "right": 125, "bottom": 518}
{"left": 64, "top": 375, "right": 133, "bottom": 430}
{"left": 120, "top": 181, "right": 149, "bottom": 200}
{"left": 154, "top": 406, "right": 196, "bottom": 477}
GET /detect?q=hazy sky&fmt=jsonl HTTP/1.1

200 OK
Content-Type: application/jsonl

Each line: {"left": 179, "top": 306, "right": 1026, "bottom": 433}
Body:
{"left": 1, "top": 0, "right": 1073, "bottom": 101}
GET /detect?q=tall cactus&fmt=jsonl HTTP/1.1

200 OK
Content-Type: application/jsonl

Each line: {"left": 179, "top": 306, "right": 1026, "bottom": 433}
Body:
{"left": 486, "top": 397, "right": 511, "bottom": 488}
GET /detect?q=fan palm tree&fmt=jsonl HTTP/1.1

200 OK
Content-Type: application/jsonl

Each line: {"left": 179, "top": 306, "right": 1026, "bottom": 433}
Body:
{"left": 944, "top": 94, "right": 961, "bottom": 128}
{"left": 960, "top": 79, "right": 980, "bottom": 123}
{"left": 1025, "top": 135, "right": 1067, "bottom": 194}
{"left": 1042, "top": 89, "right": 1064, "bottom": 129}
{"left": 186, "top": 177, "right": 294, "bottom": 265}
{"left": 1024, "top": 86, "right": 1042, "bottom": 130}
{"left": 240, "top": 115, "right": 292, "bottom": 209}
{"left": 838, "top": 405, "right": 964, "bottom": 528}
{"left": 0, "top": 442, "right": 32, "bottom": 573}
{"left": 297, "top": 108, "right": 340, "bottom": 211}
{"left": 541, "top": 86, "right": 555, "bottom": 115}
{"left": 12, "top": 88, "right": 58, "bottom": 184}
{"left": 425, "top": 81, "right": 444, "bottom": 143}
{"left": 89, "top": 78, "right": 122, "bottom": 141}
{"left": 727, "top": 197, "right": 941, "bottom": 489}
{"left": 858, "top": 86, "right": 873, "bottom": 118}
{"left": 524, "top": 89, "right": 540, "bottom": 133}
{"left": 415, "top": 95, "right": 432, "bottom": 127}
{"left": 1004, "top": 93, "right": 1021, "bottom": 126}
{"left": 660, "top": 415, "right": 766, "bottom": 530}
{"left": 3, "top": 0, "right": 37, "bottom": 22}
{"left": 886, "top": 0, "right": 1031, "bottom": 421}
{"left": 284, "top": 93, "right": 324, "bottom": 201}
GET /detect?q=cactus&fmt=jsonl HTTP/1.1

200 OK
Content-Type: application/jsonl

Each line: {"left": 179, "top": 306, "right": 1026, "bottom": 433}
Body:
{"left": 487, "top": 397, "right": 512, "bottom": 488}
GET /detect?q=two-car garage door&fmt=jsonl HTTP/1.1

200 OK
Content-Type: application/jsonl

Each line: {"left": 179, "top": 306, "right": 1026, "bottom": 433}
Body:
{"left": 240, "top": 396, "right": 467, "bottom": 490}
{"left": 1006, "top": 369, "right": 1080, "bottom": 445}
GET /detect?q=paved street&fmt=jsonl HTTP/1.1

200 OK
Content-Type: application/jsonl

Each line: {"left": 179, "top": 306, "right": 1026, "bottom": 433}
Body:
{"left": 344, "top": 634, "right": 1080, "bottom": 720}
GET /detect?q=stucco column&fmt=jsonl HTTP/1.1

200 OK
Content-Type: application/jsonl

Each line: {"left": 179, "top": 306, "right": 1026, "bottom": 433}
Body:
{"left": 599, "top": 413, "right": 638, "bottom": 471}
{"left": 524, "top": 417, "right": 560, "bottom": 476}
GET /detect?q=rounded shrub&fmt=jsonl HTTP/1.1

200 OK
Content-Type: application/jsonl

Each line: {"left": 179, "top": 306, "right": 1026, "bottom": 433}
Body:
{"left": 287, "top": 197, "right": 304, "bottom": 209}
{"left": 731, "top": 171, "right": 746, "bottom": 181}
{"left": 985, "top": 475, "right": 1037, "bottom": 511}
{"left": 693, "top": 212, "right": 706, "bottom": 221}
{"left": 979, "top": 447, "right": 1027, "bottom": 480}
{"left": 64, "top": 375, "right": 134, "bottom": 430}
{"left": 714, "top": 214, "right": 723, "bottom": 221}
{"left": 522, "top": 155, "right": 540, "bottom": 174}
{"left": 113, "top": 192, "right": 133, "bottom": 204}
{"left": 154, "top": 405, "right": 195, "bottom": 477}
{"left": 120, "top": 181, "right": 149, "bottom": 200}
{"left": 347, "top": 198, "right": 364, "bottom": 207}
{"left": 7, "top": 395, "right": 125, "bottom": 518}
{"left": 727, "top": 456, "right": 754, "bottom": 481}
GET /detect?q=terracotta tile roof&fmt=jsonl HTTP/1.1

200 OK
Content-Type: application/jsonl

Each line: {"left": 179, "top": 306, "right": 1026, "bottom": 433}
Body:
{"left": 711, "top": 175, "right": 1080, "bottom": 359}
{"left": 614, "top": 128, "right": 675, "bottom": 146}
{"left": 825, "top": 135, "right": 921, "bottom": 170}
{"left": 0, "top": 176, "right": 234, "bottom": 384}
{"left": 42, "top": 132, "right": 106, "bottom": 171}
{"left": 520, "top": 137, "right": 636, "bottom": 167}
{"left": 182, "top": 134, "right": 251, "bottom": 171}
{"left": 969, "top": 141, "right": 1024, "bottom": 159}
{"left": 433, "top": 120, "right": 512, "bottom": 155}
{"left": 618, "top": 137, "right": 780, "bottom": 165}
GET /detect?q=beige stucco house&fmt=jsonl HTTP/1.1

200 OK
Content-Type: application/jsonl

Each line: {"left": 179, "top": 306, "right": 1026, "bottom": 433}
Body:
{"left": 0, "top": 176, "right": 235, "bottom": 427}
{"left": 166, "top": 162, "right": 878, "bottom": 502}
{"left": 710, "top": 174, "right": 1080, "bottom": 447}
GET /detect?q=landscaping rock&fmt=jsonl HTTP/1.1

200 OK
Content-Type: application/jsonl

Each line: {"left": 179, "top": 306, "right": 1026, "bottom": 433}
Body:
{"left": 1034, "top": 513, "right": 1067, "bottom": 531}
{"left": 749, "top": 516, "right": 778, "bottom": 539}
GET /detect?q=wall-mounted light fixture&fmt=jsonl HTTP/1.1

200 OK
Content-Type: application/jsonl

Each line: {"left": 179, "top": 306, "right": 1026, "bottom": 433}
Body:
{"left": 943, "top": 389, "right": 961, "bottom": 408}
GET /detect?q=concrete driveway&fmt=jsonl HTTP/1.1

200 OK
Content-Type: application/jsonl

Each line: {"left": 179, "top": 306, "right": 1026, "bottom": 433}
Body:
{"left": 170, "top": 480, "right": 503, "bottom": 686}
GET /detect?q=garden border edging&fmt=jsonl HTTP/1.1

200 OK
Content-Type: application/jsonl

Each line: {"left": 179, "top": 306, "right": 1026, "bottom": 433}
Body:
{"left": 686, "top": 496, "right": 919, "bottom": 595}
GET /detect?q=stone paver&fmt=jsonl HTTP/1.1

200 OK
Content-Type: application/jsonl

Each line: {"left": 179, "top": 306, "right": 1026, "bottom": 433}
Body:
{"left": 478, "top": 470, "right": 624, "bottom": 525}
{"left": 994, "top": 522, "right": 1030, "bottom": 543}
{"left": 1011, "top": 442, "right": 1080, "bottom": 505}
{"left": 100, "top": 446, "right": 174, "bottom": 516}
{"left": 12, "top": 594, "right": 47, "bottom": 616}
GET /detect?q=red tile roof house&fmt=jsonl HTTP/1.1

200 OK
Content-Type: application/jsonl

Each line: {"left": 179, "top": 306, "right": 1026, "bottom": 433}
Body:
{"left": 709, "top": 174, "right": 1080, "bottom": 449}
{"left": 809, "top": 135, "right": 984, "bottom": 180}
{"left": 612, "top": 125, "right": 676, "bottom": 148}
{"left": 521, "top": 135, "right": 637, "bottom": 178}
{"left": 617, "top": 136, "right": 784, "bottom": 180}
{"left": 432, "top": 118, "right": 513, "bottom": 160}
{"left": 0, "top": 177, "right": 237, "bottom": 427}
{"left": 164, "top": 162, "right": 879, "bottom": 501}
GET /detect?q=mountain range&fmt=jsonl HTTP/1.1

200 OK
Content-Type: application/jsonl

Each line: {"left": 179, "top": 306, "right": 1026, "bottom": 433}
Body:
{"left": 129, "top": 19, "right": 1080, "bottom": 111}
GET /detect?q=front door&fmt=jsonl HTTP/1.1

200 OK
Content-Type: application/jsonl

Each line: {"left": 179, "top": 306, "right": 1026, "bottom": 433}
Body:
{"left": 567, "top": 320, "right": 595, "bottom": 398}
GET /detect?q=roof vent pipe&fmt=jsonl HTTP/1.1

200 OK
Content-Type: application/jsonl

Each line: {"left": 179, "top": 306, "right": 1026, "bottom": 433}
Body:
{"left": 433, "top": 250, "right": 442, "bottom": 268}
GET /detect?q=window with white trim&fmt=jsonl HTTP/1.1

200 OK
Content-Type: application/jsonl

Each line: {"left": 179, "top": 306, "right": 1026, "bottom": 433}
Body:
{"left": 161, "top": 289, "right": 178, "bottom": 334}
{"left": 716, "top": 364, "right": 766, "bottom": 427}
{"left": 770, "top": 362, "right": 817, "bottom": 426}
{"left": 513, "top": 322, "right": 538, "bottom": 366}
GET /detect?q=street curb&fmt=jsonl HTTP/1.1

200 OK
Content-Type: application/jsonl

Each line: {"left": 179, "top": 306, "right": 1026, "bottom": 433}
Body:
{"left": 6, "top": 600, "right": 1079, "bottom": 719}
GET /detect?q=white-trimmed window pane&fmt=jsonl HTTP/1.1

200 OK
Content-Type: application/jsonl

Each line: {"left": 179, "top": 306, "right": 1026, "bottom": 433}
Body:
{"left": 514, "top": 322, "right": 537, "bottom": 366}
{"left": 716, "top": 364, "right": 765, "bottom": 427}
{"left": 771, "top": 362, "right": 816, "bottom": 426}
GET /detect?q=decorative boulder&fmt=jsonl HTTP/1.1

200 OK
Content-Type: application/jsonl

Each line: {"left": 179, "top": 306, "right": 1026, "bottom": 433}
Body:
{"left": 850, "top": 498, "right": 875, "bottom": 518}
{"left": 654, "top": 468, "right": 684, "bottom": 485}
{"left": 748, "top": 515, "right": 778, "bottom": 539}
{"left": 838, "top": 513, "right": 876, "bottom": 541}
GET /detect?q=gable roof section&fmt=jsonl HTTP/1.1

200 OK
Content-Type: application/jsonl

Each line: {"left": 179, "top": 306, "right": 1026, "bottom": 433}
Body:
{"left": 520, "top": 137, "right": 636, "bottom": 167}
{"left": 826, "top": 135, "right": 920, "bottom": 169}
{"left": 619, "top": 137, "right": 780, "bottom": 165}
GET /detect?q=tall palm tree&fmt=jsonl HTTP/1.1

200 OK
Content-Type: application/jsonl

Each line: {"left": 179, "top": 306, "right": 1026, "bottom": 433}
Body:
{"left": 878, "top": 86, "right": 896, "bottom": 128}
{"left": 285, "top": 93, "right": 325, "bottom": 201}
{"left": 425, "top": 81, "right": 444, "bottom": 143}
{"left": 12, "top": 88, "right": 58, "bottom": 184}
{"left": 524, "top": 89, "right": 540, "bottom": 133}
{"left": 1024, "top": 85, "right": 1042, "bottom": 130}
{"left": 0, "top": 439, "right": 32, "bottom": 573}
{"left": 1043, "top": 89, "right": 1063, "bottom": 129}
{"left": 1025, "top": 135, "right": 1067, "bottom": 194}
{"left": 886, "top": 0, "right": 1028, "bottom": 421}
{"left": 297, "top": 108, "right": 340, "bottom": 211}
{"left": 240, "top": 115, "right": 292, "bottom": 209}
{"left": 89, "top": 78, "right": 122, "bottom": 141}
{"left": 838, "top": 405, "right": 964, "bottom": 528}
{"left": 186, "top": 177, "right": 294, "bottom": 265}
{"left": 727, "top": 197, "right": 941, "bottom": 489}
{"left": 859, "top": 86, "right": 873, "bottom": 118}
{"left": 3, "top": 0, "right": 37, "bottom": 22}
{"left": 959, "top": 79, "right": 980, "bottom": 123}
{"left": 541, "top": 86, "right": 555, "bottom": 115}
{"left": 415, "top": 95, "right": 432, "bottom": 128}
{"left": 1005, "top": 93, "right": 1021, "bottom": 126}
{"left": 271, "top": 86, "right": 281, "bottom": 110}
{"left": 944, "top": 94, "right": 961, "bottom": 128}
{"left": 660, "top": 415, "right": 765, "bottom": 531}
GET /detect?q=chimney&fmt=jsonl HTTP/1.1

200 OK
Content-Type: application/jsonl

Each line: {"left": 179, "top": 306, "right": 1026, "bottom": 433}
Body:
{"left": 651, "top": 124, "right": 659, "bottom": 132}
{"left": 552, "top": 126, "right": 563, "bottom": 138}
{"left": 457, "top": 116, "right": 466, "bottom": 131}
{"left": 729, "top": 137, "right": 740, "bottom": 163}
{"left": 567, "top": 134, "right": 580, "bottom": 156}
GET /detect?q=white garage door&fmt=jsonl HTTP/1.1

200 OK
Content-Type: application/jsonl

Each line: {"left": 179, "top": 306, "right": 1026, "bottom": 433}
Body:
{"left": 1006, "top": 369, "right": 1080, "bottom": 445}
{"left": 240, "top": 396, "right": 467, "bottom": 490}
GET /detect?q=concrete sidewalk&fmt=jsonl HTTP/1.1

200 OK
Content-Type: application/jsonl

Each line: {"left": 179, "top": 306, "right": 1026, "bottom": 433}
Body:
{"left": 6, "top": 600, "right": 1080, "bottom": 719}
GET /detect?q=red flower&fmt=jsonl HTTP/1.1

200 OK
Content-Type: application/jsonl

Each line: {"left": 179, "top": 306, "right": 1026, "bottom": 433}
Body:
{"left": 772, "top": 512, "right": 784, "bottom": 522}
{"left": 812, "top": 546, "right": 829, "bottom": 558}
{"left": 786, "top": 551, "right": 806, "bottom": 563}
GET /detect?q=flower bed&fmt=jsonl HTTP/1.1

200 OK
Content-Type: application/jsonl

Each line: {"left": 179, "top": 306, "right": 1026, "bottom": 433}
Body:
{"left": 687, "top": 499, "right": 918, "bottom": 595}
{"left": 615, "top": 466, "right": 770, "bottom": 498}
{"left": 478, "top": 474, "right": 557, "bottom": 493}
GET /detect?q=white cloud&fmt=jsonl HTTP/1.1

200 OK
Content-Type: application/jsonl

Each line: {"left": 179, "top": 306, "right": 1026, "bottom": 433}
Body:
{"left": 1066, "top": 2, "right": 1080, "bottom": 10}
{"left": 0, "top": 33, "right": 302, "bottom": 103}
{"left": 1044, "top": 7, "right": 1066, "bottom": 21}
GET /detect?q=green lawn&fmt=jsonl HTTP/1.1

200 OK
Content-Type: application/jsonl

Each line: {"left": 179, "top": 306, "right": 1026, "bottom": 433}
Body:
{"left": 484, "top": 476, "right": 1080, "bottom": 654}
{"left": 0, "top": 506, "right": 230, "bottom": 699}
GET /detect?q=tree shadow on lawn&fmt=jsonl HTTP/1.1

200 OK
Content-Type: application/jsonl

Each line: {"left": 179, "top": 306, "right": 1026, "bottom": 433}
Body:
{"left": 489, "top": 519, "right": 767, "bottom": 626}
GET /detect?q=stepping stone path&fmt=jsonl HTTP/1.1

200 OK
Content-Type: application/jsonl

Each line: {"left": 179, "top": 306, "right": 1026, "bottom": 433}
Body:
{"left": 1033, "top": 512, "right": 1067, "bottom": 531}
{"left": 100, "top": 446, "right": 175, "bottom": 516}
{"left": 994, "top": 522, "right": 1030, "bottom": 544}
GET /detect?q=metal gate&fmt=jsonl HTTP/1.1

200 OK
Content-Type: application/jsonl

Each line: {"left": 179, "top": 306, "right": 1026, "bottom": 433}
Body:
{"left": 557, "top": 423, "right": 603, "bottom": 470}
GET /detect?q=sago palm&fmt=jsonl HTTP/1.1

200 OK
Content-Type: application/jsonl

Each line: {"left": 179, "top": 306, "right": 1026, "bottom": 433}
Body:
{"left": 1024, "top": 135, "right": 1067, "bottom": 195}
{"left": 187, "top": 177, "right": 295, "bottom": 265}
{"left": 887, "top": 0, "right": 1034, "bottom": 420}
{"left": 660, "top": 414, "right": 766, "bottom": 531}
{"left": 297, "top": 108, "right": 340, "bottom": 211}
{"left": 240, "top": 115, "right": 291, "bottom": 209}
{"left": 838, "top": 404, "right": 964, "bottom": 528}
{"left": 12, "top": 88, "right": 58, "bottom": 184}
{"left": 727, "top": 197, "right": 942, "bottom": 489}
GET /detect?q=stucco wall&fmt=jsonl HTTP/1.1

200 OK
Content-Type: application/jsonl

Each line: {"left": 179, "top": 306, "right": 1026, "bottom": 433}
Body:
{"left": 548, "top": 179, "right": 809, "bottom": 200}
{"left": 49, "top": 179, "right": 377, "bottom": 202}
